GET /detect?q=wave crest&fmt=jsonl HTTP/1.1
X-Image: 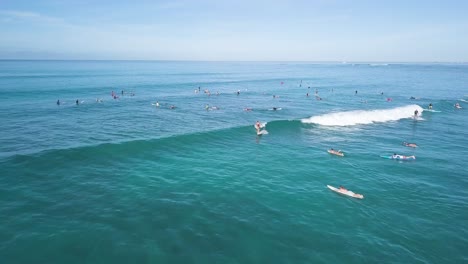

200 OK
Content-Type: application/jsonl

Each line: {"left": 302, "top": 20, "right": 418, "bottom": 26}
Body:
{"left": 301, "top": 105, "right": 423, "bottom": 126}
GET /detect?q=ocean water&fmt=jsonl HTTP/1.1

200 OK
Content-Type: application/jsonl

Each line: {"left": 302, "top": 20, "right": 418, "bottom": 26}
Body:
{"left": 0, "top": 60, "right": 467, "bottom": 263}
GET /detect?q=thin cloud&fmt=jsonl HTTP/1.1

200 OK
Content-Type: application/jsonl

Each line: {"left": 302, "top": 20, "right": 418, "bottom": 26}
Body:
{"left": 0, "top": 10, "right": 64, "bottom": 24}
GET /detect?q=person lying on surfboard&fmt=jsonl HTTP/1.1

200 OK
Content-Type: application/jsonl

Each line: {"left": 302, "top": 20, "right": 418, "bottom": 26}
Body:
{"left": 328, "top": 148, "right": 343, "bottom": 156}
{"left": 403, "top": 142, "right": 418, "bottom": 148}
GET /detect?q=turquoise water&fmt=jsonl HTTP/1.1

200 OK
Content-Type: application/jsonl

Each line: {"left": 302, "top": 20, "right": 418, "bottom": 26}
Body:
{"left": 0, "top": 61, "right": 467, "bottom": 263}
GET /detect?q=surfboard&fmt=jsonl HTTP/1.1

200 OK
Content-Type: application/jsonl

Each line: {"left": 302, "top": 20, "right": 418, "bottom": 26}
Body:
{"left": 257, "top": 130, "right": 268, "bottom": 136}
{"left": 327, "top": 185, "right": 364, "bottom": 199}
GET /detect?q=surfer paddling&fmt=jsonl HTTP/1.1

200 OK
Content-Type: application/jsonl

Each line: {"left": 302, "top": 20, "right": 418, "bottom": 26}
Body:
{"left": 391, "top": 153, "right": 416, "bottom": 160}
{"left": 327, "top": 185, "right": 364, "bottom": 199}
{"left": 328, "top": 148, "right": 344, "bottom": 157}
{"left": 403, "top": 142, "right": 418, "bottom": 148}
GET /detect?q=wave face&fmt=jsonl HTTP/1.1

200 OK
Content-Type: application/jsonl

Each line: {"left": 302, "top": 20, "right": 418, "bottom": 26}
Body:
{"left": 301, "top": 105, "right": 423, "bottom": 126}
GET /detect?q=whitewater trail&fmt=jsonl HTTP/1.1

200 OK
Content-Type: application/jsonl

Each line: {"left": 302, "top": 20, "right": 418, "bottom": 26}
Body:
{"left": 301, "top": 104, "right": 423, "bottom": 126}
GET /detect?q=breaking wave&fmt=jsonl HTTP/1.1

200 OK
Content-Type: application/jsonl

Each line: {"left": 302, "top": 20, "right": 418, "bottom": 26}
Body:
{"left": 301, "top": 105, "right": 423, "bottom": 126}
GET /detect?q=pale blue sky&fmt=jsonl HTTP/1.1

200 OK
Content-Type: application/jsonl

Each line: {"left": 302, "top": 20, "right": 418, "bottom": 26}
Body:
{"left": 1, "top": 0, "right": 467, "bottom": 61}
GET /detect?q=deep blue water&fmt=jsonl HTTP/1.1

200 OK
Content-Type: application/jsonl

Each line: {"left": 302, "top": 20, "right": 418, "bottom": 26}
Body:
{"left": 0, "top": 60, "right": 467, "bottom": 263}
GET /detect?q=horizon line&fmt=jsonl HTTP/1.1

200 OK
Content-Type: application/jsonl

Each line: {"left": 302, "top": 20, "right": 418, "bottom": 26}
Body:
{"left": 1, "top": 59, "right": 467, "bottom": 64}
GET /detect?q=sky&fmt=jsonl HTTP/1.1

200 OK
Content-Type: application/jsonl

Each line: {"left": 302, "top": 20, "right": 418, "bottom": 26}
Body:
{"left": 0, "top": 0, "right": 467, "bottom": 61}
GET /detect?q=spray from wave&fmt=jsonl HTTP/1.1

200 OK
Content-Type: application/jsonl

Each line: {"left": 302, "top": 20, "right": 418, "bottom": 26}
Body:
{"left": 301, "top": 105, "right": 423, "bottom": 126}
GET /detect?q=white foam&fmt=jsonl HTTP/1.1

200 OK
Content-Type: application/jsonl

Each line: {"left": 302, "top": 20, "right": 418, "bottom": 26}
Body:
{"left": 301, "top": 105, "right": 423, "bottom": 126}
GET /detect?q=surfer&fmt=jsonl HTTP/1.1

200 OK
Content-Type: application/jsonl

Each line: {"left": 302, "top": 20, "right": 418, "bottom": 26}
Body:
{"left": 455, "top": 103, "right": 461, "bottom": 109}
{"left": 403, "top": 142, "right": 418, "bottom": 148}
{"left": 414, "top": 109, "right": 419, "bottom": 117}
{"left": 272, "top": 107, "right": 278, "bottom": 111}
{"left": 355, "top": 90, "right": 358, "bottom": 95}
{"left": 156, "top": 101, "right": 160, "bottom": 107}
{"left": 392, "top": 153, "right": 404, "bottom": 159}
{"left": 339, "top": 186, "right": 347, "bottom": 192}
{"left": 205, "top": 104, "right": 209, "bottom": 110}
{"left": 76, "top": 99, "right": 79, "bottom": 105}
{"left": 329, "top": 148, "right": 343, "bottom": 155}
{"left": 57, "top": 99, "right": 60, "bottom": 105}
{"left": 429, "top": 103, "right": 433, "bottom": 109}
{"left": 170, "top": 105, "right": 176, "bottom": 109}
{"left": 255, "top": 121, "right": 261, "bottom": 131}
{"left": 121, "top": 90, "right": 124, "bottom": 95}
